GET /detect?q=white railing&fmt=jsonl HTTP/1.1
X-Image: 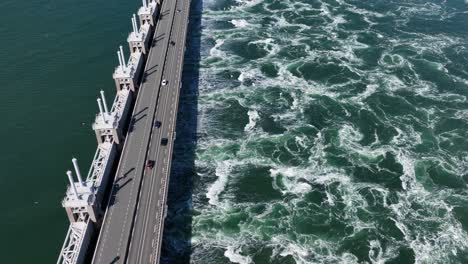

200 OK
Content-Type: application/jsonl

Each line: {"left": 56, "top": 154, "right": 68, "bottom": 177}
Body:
{"left": 86, "top": 141, "right": 113, "bottom": 185}
{"left": 110, "top": 89, "right": 130, "bottom": 118}
{"left": 57, "top": 221, "right": 92, "bottom": 264}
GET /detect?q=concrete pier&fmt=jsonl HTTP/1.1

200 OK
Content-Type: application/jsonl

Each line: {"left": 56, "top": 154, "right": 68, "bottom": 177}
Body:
{"left": 128, "top": 14, "right": 152, "bottom": 55}
{"left": 112, "top": 47, "right": 145, "bottom": 92}
{"left": 138, "top": 0, "right": 159, "bottom": 27}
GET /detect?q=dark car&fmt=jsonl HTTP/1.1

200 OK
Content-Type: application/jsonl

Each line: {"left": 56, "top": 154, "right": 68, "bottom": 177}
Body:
{"left": 161, "top": 138, "right": 168, "bottom": 146}
{"left": 170, "top": 40, "right": 176, "bottom": 46}
{"left": 146, "top": 160, "right": 155, "bottom": 170}
{"left": 154, "top": 120, "right": 161, "bottom": 128}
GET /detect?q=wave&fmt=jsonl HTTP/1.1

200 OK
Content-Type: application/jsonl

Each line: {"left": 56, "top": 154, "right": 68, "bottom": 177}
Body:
{"left": 184, "top": 0, "right": 468, "bottom": 262}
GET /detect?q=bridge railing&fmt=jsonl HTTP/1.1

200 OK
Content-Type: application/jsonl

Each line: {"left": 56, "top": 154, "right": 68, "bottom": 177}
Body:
{"left": 85, "top": 140, "right": 115, "bottom": 186}
{"left": 57, "top": 220, "right": 94, "bottom": 264}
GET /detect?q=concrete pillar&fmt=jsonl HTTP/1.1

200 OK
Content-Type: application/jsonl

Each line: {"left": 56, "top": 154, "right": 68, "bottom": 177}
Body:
{"left": 72, "top": 158, "right": 84, "bottom": 187}
{"left": 87, "top": 205, "right": 98, "bottom": 223}
{"left": 100, "top": 90, "right": 109, "bottom": 114}
{"left": 66, "top": 171, "right": 79, "bottom": 199}
{"left": 65, "top": 207, "right": 77, "bottom": 223}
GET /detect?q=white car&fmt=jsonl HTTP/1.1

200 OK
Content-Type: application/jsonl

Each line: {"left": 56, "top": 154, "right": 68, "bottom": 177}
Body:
{"left": 162, "top": 79, "right": 168, "bottom": 86}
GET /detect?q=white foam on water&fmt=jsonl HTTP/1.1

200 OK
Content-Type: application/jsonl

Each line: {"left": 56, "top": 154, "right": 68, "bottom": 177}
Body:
{"left": 338, "top": 124, "right": 394, "bottom": 164}
{"left": 331, "top": 15, "right": 347, "bottom": 28}
{"left": 311, "top": 38, "right": 366, "bottom": 65}
{"left": 368, "top": 240, "right": 399, "bottom": 264}
{"left": 378, "top": 53, "right": 407, "bottom": 69}
{"left": 386, "top": 149, "right": 468, "bottom": 262}
{"left": 270, "top": 166, "right": 310, "bottom": 195}
{"left": 340, "top": 1, "right": 385, "bottom": 18}
{"left": 324, "top": 189, "right": 336, "bottom": 206}
{"left": 191, "top": 0, "right": 468, "bottom": 262}
{"left": 396, "top": 2, "right": 444, "bottom": 18}
{"left": 251, "top": 38, "right": 280, "bottom": 56}
{"left": 404, "top": 34, "right": 462, "bottom": 56}
{"left": 244, "top": 109, "right": 259, "bottom": 132}
{"left": 234, "top": 0, "right": 263, "bottom": 8}
{"left": 319, "top": 2, "right": 344, "bottom": 30}
{"left": 276, "top": 68, "right": 340, "bottom": 100}
{"left": 224, "top": 246, "right": 253, "bottom": 264}
{"left": 206, "top": 160, "right": 234, "bottom": 206}
{"left": 269, "top": 163, "right": 359, "bottom": 211}
{"left": 270, "top": 234, "right": 375, "bottom": 264}
{"left": 351, "top": 84, "right": 378, "bottom": 103}
{"left": 294, "top": 134, "right": 310, "bottom": 151}
{"left": 209, "top": 38, "right": 226, "bottom": 58}
{"left": 391, "top": 126, "right": 422, "bottom": 148}
{"left": 237, "top": 67, "right": 262, "bottom": 83}
{"left": 274, "top": 15, "right": 310, "bottom": 31}
{"left": 231, "top": 19, "right": 250, "bottom": 28}
{"left": 278, "top": 240, "right": 311, "bottom": 263}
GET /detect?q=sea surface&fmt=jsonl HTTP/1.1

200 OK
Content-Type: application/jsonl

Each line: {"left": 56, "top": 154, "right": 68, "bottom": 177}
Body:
{"left": 1, "top": 0, "right": 468, "bottom": 263}
{"left": 163, "top": 0, "right": 468, "bottom": 263}
{"left": 0, "top": 0, "right": 143, "bottom": 262}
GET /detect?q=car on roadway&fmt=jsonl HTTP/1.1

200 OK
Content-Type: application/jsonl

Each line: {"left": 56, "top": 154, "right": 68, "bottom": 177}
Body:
{"left": 170, "top": 40, "right": 176, "bottom": 46}
{"left": 162, "top": 79, "right": 168, "bottom": 86}
{"left": 146, "top": 160, "right": 155, "bottom": 170}
{"left": 161, "top": 138, "right": 168, "bottom": 146}
{"left": 154, "top": 120, "right": 162, "bottom": 128}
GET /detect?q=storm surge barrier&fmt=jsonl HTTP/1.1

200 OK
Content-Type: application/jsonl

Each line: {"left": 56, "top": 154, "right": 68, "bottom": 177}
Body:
{"left": 57, "top": 1, "right": 160, "bottom": 263}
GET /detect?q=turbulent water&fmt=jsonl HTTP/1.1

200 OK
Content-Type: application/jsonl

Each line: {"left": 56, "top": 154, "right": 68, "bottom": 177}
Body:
{"left": 163, "top": 0, "right": 468, "bottom": 263}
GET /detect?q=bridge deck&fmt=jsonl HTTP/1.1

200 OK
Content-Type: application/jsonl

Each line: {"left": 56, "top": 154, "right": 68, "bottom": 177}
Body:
{"left": 126, "top": 0, "right": 191, "bottom": 262}
{"left": 91, "top": 0, "right": 191, "bottom": 263}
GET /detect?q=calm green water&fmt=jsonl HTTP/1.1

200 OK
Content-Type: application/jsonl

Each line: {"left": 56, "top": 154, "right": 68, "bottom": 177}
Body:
{"left": 2, "top": 0, "right": 468, "bottom": 263}
{"left": 0, "top": 0, "right": 142, "bottom": 262}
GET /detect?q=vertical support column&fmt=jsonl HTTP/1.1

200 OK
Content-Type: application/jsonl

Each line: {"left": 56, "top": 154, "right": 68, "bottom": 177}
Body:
{"left": 113, "top": 130, "right": 121, "bottom": 145}
{"left": 100, "top": 90, "right": 109, "bottom": 114}
{"left": 97, "top": 98, "right": 107, "bottom": 123}
{"left": 132, "top": 14, "right": 139, "bottom": 35}
{"left": 65, "top": 207, "right": 76, "bottom": 223}
{"left": 119, "top": 46, "right": 126, "bottom": 69}
{"left": 117, "top": 50, "right": 123, "bottom": 68}
{"left": 66, "top": 171, "right": 79, "bottom": 199}
{"left": 72, "top": 158, "right": 84, "bottom": 187}
{"left": 86, "top": 205, "right": 98, "bottom": 223}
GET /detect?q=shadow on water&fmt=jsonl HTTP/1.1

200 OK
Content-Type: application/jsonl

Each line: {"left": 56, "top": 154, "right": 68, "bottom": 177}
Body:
{"left": 161, "top": 0, "right": 203, "bottom": 262}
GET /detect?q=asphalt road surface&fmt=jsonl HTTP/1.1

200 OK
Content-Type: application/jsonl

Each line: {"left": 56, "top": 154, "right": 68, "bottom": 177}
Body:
{"left": 91, "top": 0, "right": 190, "bottom": 263}
{"left": 126, "top": 0, "right": 191, "bottom": 262}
